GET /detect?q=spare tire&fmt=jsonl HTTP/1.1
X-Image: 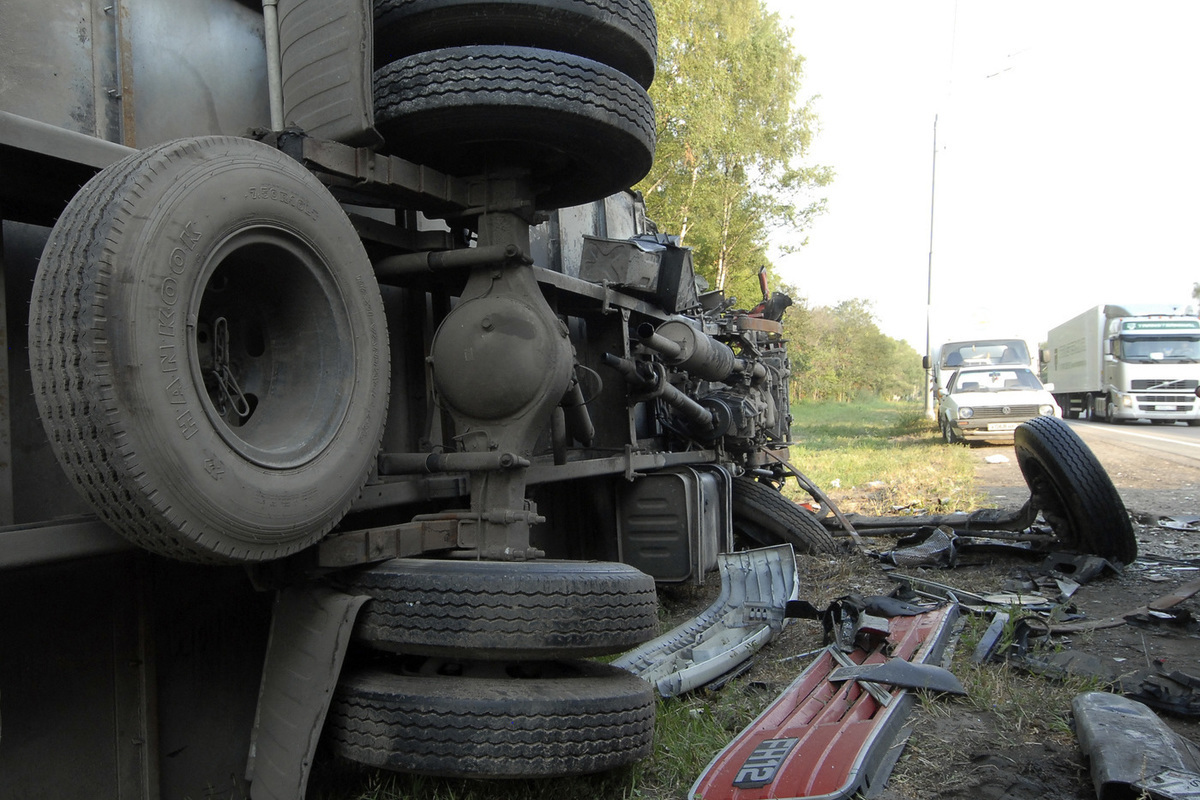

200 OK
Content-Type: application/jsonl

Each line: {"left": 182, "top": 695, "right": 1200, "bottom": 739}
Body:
{"left": 1014, "top": 416, "right": 1137, "bottom": 564}
{"left": 374, "top": 0, "right": 657, "bottom": 88}
{"left": 29, "top": 136, "right": 390, "bottom": 563}
{"left": 335, "top": 558, "right": 658, "bottom": 659}
{"left": 373, "top": 45, "right": 655, "bottom": 209}
{"left": 327, "top": 658, "right": 655, "bottom": 778}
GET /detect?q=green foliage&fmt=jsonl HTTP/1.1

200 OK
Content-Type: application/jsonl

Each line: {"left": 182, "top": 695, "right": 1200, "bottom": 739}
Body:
{"left": 639, "top": 0, "right": 832, "bottom": 301}
{"left": 781, "top": 292, "right": 924, "bottom": 402}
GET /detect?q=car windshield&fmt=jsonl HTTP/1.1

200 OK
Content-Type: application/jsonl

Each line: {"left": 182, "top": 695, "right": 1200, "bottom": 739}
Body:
{"left": 952, "top": 368, "right": 1043, "bottom": 393}
{"left": 940, "top": 340, "right": 1029, "bottom": 369}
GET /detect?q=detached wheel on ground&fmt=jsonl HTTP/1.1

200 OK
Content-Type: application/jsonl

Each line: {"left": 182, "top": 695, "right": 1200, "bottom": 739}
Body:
{"left": 1014, "top": 416, "right": 1137, "bottom": 564}
{"left": 327, "top": 658, "right": 655, "bottom": 778}
{"left": 731, "top": 477, "right": 839, "bottom": 555}
{"left": 373, "top": 0, "right": 658, "bottom": 88}
{"left": 28, "top": 136, "right": 390, "bottom": 563}
{"left": 373, "top": 45, "right": 655, "bottom": 209}
{"left": 335, "top": 558, "right": 659, "bottom": 659}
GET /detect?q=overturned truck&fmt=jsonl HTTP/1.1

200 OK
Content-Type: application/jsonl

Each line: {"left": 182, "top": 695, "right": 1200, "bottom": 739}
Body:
{"left": 0, "top": 0, "right": 840, "bottom": 796}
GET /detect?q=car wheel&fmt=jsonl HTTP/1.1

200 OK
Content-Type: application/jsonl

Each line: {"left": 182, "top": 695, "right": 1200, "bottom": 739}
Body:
{"left": 28, "top": 136, "right": 390, "bottom": 563}
{"left": 326, "top": 657, "right": 655, "bottom": 778}
{"left": 731, "top": 477, "right": 838, "bottom": 555}
{"left": 1014, "top": 416, "right": 1136, "bottom": 564}
{"left": 333, "top": 558, "right": 658, "bottom": 659}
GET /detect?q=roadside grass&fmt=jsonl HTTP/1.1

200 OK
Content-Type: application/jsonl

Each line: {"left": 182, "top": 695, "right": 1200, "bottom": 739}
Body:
{"left": 783, "top": 399, "right": 988, "bottom": 515}
{"left": 886, "top": 610, "right": 1107, "bottom": 798}
{"left": 314, "top": 399, "right": 999, "bottom": 800}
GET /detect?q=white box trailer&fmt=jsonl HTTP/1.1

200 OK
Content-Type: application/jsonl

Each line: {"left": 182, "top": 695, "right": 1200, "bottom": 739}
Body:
{"left": 1046, "top": 304, "right": 1200, "bottom": 423}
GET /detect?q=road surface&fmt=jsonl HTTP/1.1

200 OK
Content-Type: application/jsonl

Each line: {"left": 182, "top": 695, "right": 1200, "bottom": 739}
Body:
{"left": 973, "top": 418, "right": 1200, "bottom": 519}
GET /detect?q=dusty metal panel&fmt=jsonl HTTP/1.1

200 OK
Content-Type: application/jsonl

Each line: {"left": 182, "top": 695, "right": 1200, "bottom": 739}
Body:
{"left": 151, "top": 562, "right": 272, "bottom": 800}
{"left": 0, "top": 555, "right": 152, "bottom": 799}
{"left": 0, "top": 517, "right": 131, "bottom": 568}
{"left": 125, "top": 0, "right": 270, "bottom": 145}
{"left": 0, "top": 1, "right": 115, "bottom": 138}
{"left": 0, "top": 220, "right": 11, "bottom": 526}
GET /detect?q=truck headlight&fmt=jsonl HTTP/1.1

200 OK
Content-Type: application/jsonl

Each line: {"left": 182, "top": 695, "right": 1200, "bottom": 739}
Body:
{"left": 1039, "top": 404, "right": 1055, "bottom": 416}
{"left": 1121, "top": 395, "right": 1133, "bottom": 408}
{"left": 958, "top": 407, "right": 974, "bottom": 419}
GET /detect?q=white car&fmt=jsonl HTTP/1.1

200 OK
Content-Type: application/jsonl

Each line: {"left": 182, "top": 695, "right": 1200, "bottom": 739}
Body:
{"left": 938, "top": 365, "right": 1060, "bottom": 444}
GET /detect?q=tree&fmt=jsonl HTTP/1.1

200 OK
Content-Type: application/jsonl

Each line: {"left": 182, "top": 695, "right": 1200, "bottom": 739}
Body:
{"left": 639, "top": 0, "right": 831, "bottom": 303}
{"left": 781, "top": 292, "right": 923, "bottom": 402}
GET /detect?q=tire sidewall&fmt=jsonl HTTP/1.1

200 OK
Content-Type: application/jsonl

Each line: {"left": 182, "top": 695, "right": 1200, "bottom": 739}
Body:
{"left": 95, "top": 139, "right": 388, "bottom": 555}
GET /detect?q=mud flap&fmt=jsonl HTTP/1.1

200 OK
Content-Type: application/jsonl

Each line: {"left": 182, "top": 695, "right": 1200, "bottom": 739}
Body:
{"left": 246, "top": 585, "right": 368, "bottom": 800}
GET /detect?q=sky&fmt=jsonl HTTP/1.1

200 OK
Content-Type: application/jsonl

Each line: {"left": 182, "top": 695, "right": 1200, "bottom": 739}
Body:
{"left": 759, "top": 1, "right": 1200, "bottom": 354}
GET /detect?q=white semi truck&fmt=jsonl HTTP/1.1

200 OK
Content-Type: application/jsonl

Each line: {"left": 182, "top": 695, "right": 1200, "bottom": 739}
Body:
{"left": 1045, "top": 304, "right": 1200, "bottom": 424}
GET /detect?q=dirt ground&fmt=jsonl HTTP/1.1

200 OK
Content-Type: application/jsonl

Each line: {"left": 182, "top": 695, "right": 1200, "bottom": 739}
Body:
{"left": 724, "top": 429, "right": 1200, "bottom": 800}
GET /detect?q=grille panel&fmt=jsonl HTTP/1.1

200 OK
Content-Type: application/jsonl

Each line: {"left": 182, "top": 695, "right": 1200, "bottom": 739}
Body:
{"left": 972, "top": 405, "right": 1039, "bottom": 420}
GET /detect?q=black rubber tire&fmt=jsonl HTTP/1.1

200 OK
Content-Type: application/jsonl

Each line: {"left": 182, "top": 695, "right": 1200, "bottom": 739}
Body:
{"left": 335, "top": 558, "right": 658, "bottom": 659}
{"left": 1014, "top": 416, "right": 1137, "bottom": 564}
{"left": 374, "top": 0, "right": 657, "bottom": 88}
{"left": 373, "top": 45, "right": 655, "bottom": 209}
{"left": 327, "top": 658, "right": 655, "bottom": 778}
{"left": 940, "top": 416, "right": 959, "bottom": 445}
{"left": 731, "top": 477, "right": 839, "bottom": 555}
{"left": 28, "top": 136, "right": 390, "bottom": 563}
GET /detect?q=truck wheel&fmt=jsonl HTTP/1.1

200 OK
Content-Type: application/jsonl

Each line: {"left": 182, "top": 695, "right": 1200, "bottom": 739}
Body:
{"left": 334, "top": 559, "right": 658, "bottom": 659}
{"left": 29, "top": 136, "right": 389, "bottom": 563}
{"left": 373, "top": 45, "right": 655, "bottom": 209}
{"left": 327, "top": 658, "right": 654, "bottom": 778}
{"left": 1014, "top": 416, "right": 1137, "bottom": 564}
{"left": 374, "top": 0, "right": 657, "bottom": 88}
{"left": 731, "top": 477, "right": 839, "bottom": 555}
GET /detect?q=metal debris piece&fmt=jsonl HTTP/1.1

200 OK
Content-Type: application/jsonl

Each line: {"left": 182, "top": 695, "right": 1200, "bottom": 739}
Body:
{"left": 1074, "top": 691, "right": 1200, "bottom": 799}
{"left": 876, "top": 526, "right": 957, "bottom": 568}
{"left": 971, "top": 610, "right": 1010, "bottom": 664}
{"left": 690, "top": 603, "right": 960, "bottom": 800}
{"left": 828, "top": 658, "right": 967, "bottom": 695}
{"left": 1040, "top": 552, "right": 1119, "bottom": 583}
{"left": 613, "top": 544, "right": 798, "bottom": 697}
{"left": 1158, "top": 515, "right": 1200, "bottom": 532}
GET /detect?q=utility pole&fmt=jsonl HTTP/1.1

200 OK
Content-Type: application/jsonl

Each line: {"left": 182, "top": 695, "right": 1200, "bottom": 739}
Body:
{"left": 924, "top": 114, "right": 939, "bottom": 420}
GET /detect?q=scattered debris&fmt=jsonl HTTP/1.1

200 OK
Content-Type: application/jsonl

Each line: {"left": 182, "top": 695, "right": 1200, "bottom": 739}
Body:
{"left": 1074, "top": 691, "right": 1200, "bottom": 799}
{"left": 613, "top": 545, "right": 798, "bottom": 697}
{"left": 1158, "top": 515, "right": 1200, "bottom": 532}
{"left": 984, "top": 454, "right": 1010, "bottom": 464}
{"left": 971, "top": 610, "right": 1010, "bottom": 664}
{"left": 874, "top": 526, "right": 957, "bottom": 568}
{"left": 689, "top": 603, "right": 961, "bottom": 800}
{"left": 828, "top": 658, "right": 966, "bottom": 696}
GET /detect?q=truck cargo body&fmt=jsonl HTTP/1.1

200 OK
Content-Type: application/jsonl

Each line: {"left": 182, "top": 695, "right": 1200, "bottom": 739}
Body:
{"left": 1046, "top": 304, "right": 1200, "bottom": 423}
{"left": 0, "top": 0, "right": 810, "bottom": 795}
